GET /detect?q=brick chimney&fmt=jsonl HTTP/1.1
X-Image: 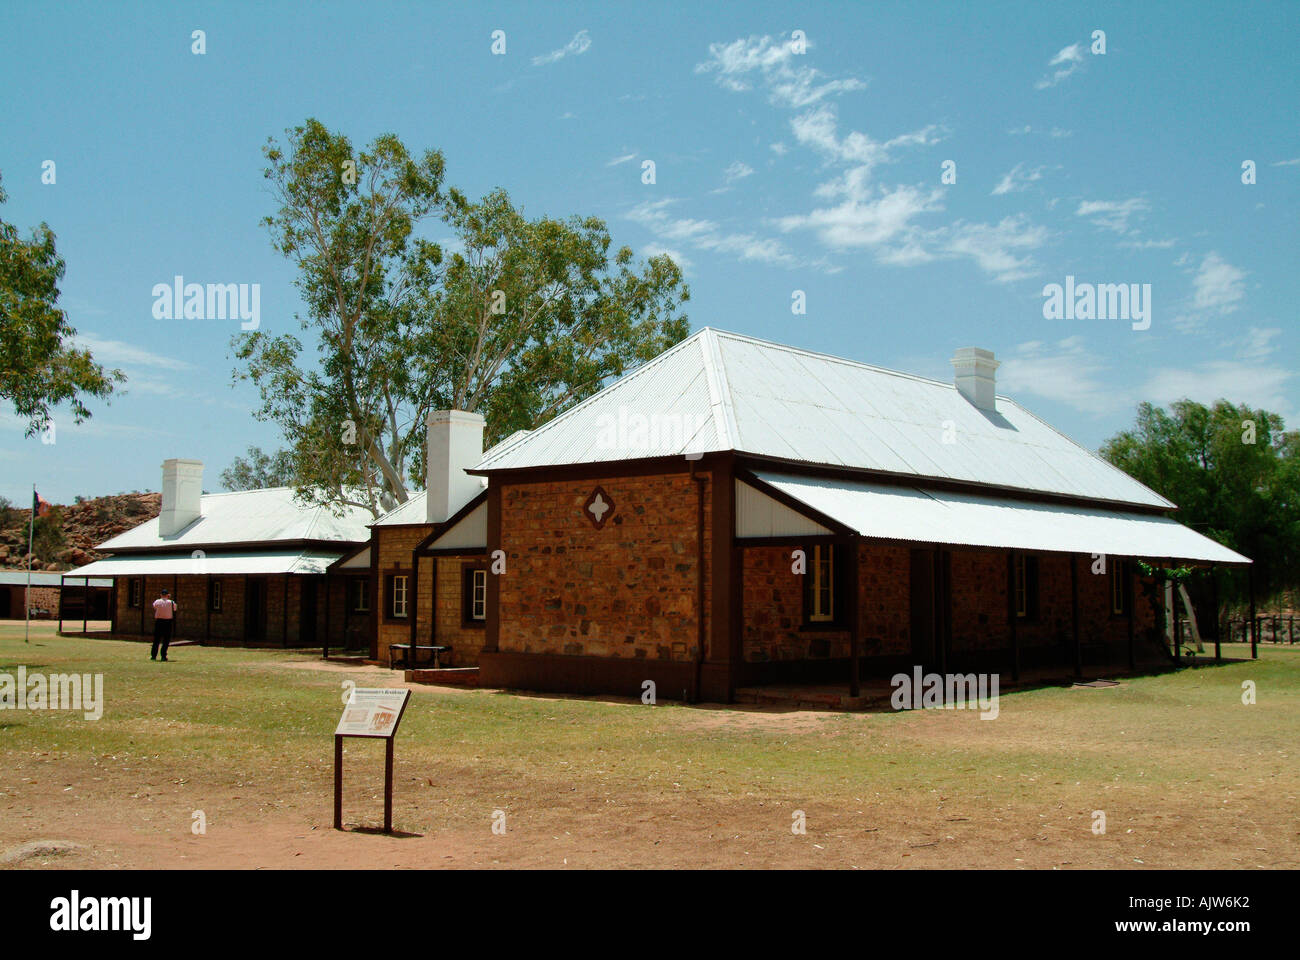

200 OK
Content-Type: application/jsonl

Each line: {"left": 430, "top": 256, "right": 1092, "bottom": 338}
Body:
{"left": 426, "top": 410, "right": 486, "bottom": 524}
{"left": 951, "top": 347, "right": 999, "bottom": 412}
{"left": 159, "top": 458, "right": 203, "bottom": 537}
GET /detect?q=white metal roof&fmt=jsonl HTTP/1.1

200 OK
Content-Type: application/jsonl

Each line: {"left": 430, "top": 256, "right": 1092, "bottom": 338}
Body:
{"left": 96, "top": 487, "right": 372, "bottom": 551}
{"left": 473, "top": 328, "right": 1172, "bottom": 510}
{"left": 69, "top": 550, "right": 348, "bottom": 578}
{"left": 373, "top": 491, "right": 429, "bottom": 527}
{"left": 0, "top": 571, "right": 112, "bottom": 587}
{"left": 750, "top": 472, "right": 1249, "bottom": 565}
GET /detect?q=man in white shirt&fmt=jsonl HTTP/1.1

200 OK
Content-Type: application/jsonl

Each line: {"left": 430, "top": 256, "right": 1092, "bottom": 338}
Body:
{"left": 151, "top": 588, "right": 178, "bottom": 661}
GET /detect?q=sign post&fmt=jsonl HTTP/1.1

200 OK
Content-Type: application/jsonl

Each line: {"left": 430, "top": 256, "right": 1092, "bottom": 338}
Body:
{"left": 333, "top": 687, "right": 411, "bottom": 833}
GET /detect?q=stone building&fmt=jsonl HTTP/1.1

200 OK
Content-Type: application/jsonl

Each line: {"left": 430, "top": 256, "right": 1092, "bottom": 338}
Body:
{"left": 69, "top": 461, "right": 372, "bottom": 648}
{"left": 459, "top": 329, "right": 1248, "bottom": 702}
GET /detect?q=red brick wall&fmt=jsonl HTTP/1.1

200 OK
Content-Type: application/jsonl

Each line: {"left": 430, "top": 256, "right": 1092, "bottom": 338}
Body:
{"left": 431, "top": 556, "right": 488, "bottom": 666}
{"left": 741, "top": 542, "right": 1159, "bottom": 663}
{"left": 374, "top": 525, "right": 433, "bottom": 663}
{"left": 497, "top": 470, "right": 711, "bottom": 661}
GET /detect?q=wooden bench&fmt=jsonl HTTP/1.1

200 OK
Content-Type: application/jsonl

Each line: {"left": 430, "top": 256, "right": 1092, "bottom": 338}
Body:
{"left": 388, "top": 643, "right": 450, "bottom": 670}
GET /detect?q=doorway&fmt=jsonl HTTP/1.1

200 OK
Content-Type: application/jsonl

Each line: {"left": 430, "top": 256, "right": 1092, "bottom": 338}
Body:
{"left": 244, "top": 577, "right": 266, "bottom": 642}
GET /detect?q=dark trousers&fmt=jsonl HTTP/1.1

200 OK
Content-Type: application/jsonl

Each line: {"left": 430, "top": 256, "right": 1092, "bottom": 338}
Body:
{"left": 152, "top": 619, "right": 174, "bottom": 659}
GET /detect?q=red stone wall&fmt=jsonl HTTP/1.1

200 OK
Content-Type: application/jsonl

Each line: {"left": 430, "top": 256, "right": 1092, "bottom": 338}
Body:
{"left": 741, "top": 541, "right": 1159, "bottom": 664}
{"left": 374, "top": 525, "right": 433, "bottom": 663}
{"left": 431, "top": 555, "right": 488, "bottom": 666}
{"left": 496, "top": 470, "right": 711, "bottom": 661}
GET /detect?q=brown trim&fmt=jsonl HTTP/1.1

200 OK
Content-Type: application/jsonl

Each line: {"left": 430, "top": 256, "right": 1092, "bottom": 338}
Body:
{"left": 708, "top": 454, "right": 736, "bottom": 702}
{"left": 484, "top": 482, "right": 501, "bottom": 654}
{"left": 414, "top": 489, "right": 490, "bottom": 555}
{"left": 326, "top": 541, "right": 370, "bottom": 573}
{"left": 467, "top": 454, "right": 710, "bottom": 483}
{"left": 848, "top": 535, "right": 860, "bottom": 697}
{"left": 368, "top": 535, "right": 379, "bottom": 660}
{"left": 1071, "top": 555, "right": 1082, "bottom": 678}
{"left": 1007, "top": 551, "right": 1019, "bottom": 682}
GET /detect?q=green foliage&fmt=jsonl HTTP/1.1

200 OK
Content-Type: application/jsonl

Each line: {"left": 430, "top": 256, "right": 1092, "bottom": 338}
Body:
{"left": 220, "top": 446, "right": 296, "bottom": 491}
{"left": 0, "top": 171, "right": 124, "bottom": 434}
{"left": 1101, "top": 399, "right": 1300, "bottom": 603}
{"left": 232, "top": 120, "right": 689, "bottom": 517}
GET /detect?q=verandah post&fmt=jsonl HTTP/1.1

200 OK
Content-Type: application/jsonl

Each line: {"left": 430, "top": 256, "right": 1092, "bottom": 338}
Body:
{"left": 1248, "top": 566, "right": 1258, "bottom": 660}
{"left": 1007, "top": 551, "right": 1020, "bottom": 683}
{"left": 848, "top": 534, "right": 860, "bottom": 699}
{"left": 1070, "top": 555, "right": 1081, "bottom": 678}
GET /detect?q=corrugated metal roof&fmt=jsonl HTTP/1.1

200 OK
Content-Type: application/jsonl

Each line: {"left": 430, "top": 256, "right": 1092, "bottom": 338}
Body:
{"left": 0, "top": 571, "right": 112, "bottom": 587}
{"left": 373, "top": 492, "right": 428, "bottom": 527}
{"left": 473, "top": 328, "right": 1172, "bottom": 510}
{"left": 752, "top": 472, "right": 1248, "bottom": 565}
{"left": 97, "top": 488, "right": 372, "bottom": 550}
{"left": 69, "top": 550, "right": 347, "bottom": 577}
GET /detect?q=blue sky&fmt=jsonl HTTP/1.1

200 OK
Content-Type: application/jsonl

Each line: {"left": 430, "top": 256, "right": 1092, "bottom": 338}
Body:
{"left": 2, "top": 0, "right": 1296, "bottom": 503}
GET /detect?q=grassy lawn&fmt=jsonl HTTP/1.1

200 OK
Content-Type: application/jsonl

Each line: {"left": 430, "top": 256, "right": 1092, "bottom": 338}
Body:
{"left": 2, "top": 622, "right": 1297, "bottom": 869}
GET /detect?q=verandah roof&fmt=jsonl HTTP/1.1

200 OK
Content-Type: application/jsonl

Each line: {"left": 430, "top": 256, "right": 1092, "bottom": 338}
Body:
{"left": 68, "top": 550, "right": 348, "bottom": 578}
{"left": 747, "top": 471, "right": 1250, "bottom": 565}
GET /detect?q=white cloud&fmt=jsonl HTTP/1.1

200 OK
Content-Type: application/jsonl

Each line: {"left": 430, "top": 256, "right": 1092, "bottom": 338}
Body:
{"left": 1075, "top": 198, "right": 1150, "bottom": 235}
{"left": 1270, "top": 157, "right": 1300, "bottom": 167}
{"left": 695, "top": 34, "right": 865, "bottom": 108}
{"left": 777, "top": 182, "right": 943, "bottom": 250}
{"left": 606, "top": 153, "right": 637, "bottom": 167}
{"left": 999, "top": 337, "right": 1126, "bottom": 415}
{"left": 73, "top": 334, "right": 193, "bottom": 372}
{"left": 934, "top": 216, "right": 1049, "bottom": 284}
{"left": 642, "top": 244, "right": 693, "bottom": 273}
{"left": 627, "top": 198, "right": 809, "bottom": 269}
{"left": 991, "top": 162, "right": 1046, "bottom": 196}
{"left": 1036, "top": 43, "right": 1084, "bottom": 89}
{"left": 533, "top": 29, "right": 592, "bottom": 66}
{"left": 723, "top": 160, "right": 755, "bottom": 183}
{"left": 769, "top": 142, "right": 788, "bottom": 155}
{"left": 1192, "top": 252, "right": 1246, "bottom": 313}
{"left": 1118, "top": 237, "right": 1177, "bottom": 250}
{"left": 1142, "top": 360, "right": 1294, "bottom": 425}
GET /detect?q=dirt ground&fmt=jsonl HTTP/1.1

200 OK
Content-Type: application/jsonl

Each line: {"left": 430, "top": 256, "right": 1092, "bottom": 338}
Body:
{"left": 3, "top": 632, "right": 1298, "bottom": 870}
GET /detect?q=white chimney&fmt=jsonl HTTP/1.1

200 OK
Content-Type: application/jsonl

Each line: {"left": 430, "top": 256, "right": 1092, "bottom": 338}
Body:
{"left": 951, "top": 347, "right": 999, "bottom": 412}
{"left": 426, "top": 410, "right": 486, "bottom": 523}
{"left": 159, "top": 458, "right": 203, "bottom": 537}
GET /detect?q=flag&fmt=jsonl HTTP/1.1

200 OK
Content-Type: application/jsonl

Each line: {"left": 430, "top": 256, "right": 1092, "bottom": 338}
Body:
{"left": 32, "top": 489, "right": 50, "bottom": 518}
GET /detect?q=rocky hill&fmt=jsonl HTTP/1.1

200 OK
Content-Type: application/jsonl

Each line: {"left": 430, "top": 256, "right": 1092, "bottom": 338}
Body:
{"left": 0, "top": 493, "right": 160, "bottom": 572}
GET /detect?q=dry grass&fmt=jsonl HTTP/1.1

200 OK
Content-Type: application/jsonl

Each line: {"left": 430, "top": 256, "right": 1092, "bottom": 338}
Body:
{"left": 2, "top": 623, "right": 1297, "bottom": 869}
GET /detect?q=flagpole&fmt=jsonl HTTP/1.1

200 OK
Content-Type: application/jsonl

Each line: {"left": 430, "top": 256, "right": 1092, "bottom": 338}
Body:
{"left": 25, "top": 483, "right": 34, "bottom": 644}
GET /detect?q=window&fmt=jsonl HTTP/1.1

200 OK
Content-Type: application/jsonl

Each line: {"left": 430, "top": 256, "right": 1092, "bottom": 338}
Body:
{"left": 463, "top": 567, "right": 487, "bottom": 625}
{"left": 349, "top": 578, "right": 370, "bottom": 613}
{"left": 809, "top": 544, "right": 834, "bottom": 622}
{"left": 128, "top": 578, "right": 143, "bottom": 608}
{"left": 386, "top": 574, "right": 408, "bottom": 620}
{"left": 1111, "top": 559, "right": 1127, "bottom": 615}
{"left": 1014, "top": 555, "right": 1040, "bottom": 620}
{"left": 209, "top": 579, "right": 222, "bottom": 612}
{"left": 801, "top": 543, "right": 847, "bottom": 628}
